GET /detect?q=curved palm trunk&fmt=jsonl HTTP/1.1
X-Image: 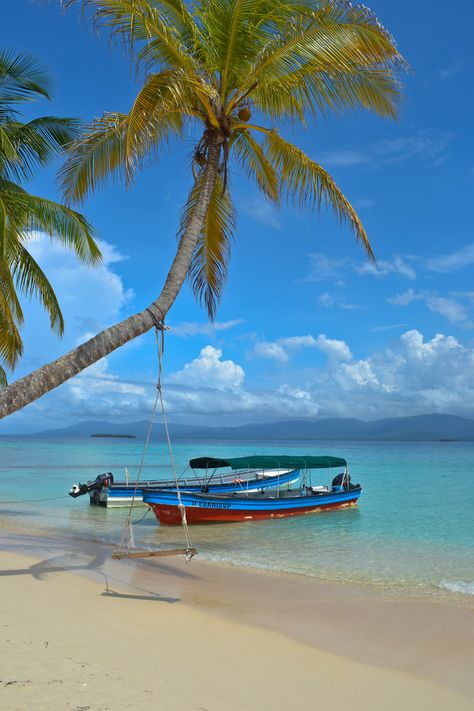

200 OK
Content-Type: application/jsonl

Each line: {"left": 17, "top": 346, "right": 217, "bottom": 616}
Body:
{"left": 0, "top": 140, "right": 221, "bottom": 419}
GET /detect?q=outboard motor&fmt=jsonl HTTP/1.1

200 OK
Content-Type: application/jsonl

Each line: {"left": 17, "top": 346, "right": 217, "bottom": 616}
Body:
{"left": 69, "top": 472, "right": 114, "bottom": 498}
{"left": 331, "top": 471, "right": 359, "bottom": 492}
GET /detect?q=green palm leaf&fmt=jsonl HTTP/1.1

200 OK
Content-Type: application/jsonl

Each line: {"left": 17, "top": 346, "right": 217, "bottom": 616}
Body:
{"left": 0, "top": 50, "right": 51, "bottom": 103}
{"left": 10, "top": 242, "right": 65, "bottom": 335}
{"left": 59, "top": 112, "right": 129, "bottom": 203}
{"left": 231, "top": 130, "right": 279, "bottom": 202}
{"left": 182, "top": 171, "right": 236, "bottom": 319}
{"left": 264, "top": 129, "right": 373, "bottom": 257}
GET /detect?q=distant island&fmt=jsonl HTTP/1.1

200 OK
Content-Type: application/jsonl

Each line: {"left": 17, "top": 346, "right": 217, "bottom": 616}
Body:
{"left": 91, "top": 433, "right": 136, "bottom": 439}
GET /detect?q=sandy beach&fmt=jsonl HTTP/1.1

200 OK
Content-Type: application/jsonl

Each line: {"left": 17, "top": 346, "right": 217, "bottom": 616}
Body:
{"left": 0, "top": 528, "right": 472, "bottom": 711}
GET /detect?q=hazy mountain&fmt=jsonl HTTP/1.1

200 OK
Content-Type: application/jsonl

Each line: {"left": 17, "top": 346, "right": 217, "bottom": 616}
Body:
{"left": 18, "top": 413, "right": 474, "bottom": 441}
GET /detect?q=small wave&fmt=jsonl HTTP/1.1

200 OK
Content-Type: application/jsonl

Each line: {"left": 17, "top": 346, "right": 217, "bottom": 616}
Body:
{"left": 439, "top": 579, "right": 474, "bottom": 595}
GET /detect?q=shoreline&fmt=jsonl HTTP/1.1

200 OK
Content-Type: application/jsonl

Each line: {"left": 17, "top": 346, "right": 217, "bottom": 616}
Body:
{"left": 1, "top": 526, "right": 473, "bottom": 710}
{"left": 1, "top": 515, "right": 472, "bottom": 609}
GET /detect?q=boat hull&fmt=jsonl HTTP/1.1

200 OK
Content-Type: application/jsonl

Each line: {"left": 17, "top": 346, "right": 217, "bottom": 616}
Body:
{"left": 143, "top": 488, "right": 361, "bottom": 525}
{"left": 93, "top": 468, "right": 300, "bottom": 507}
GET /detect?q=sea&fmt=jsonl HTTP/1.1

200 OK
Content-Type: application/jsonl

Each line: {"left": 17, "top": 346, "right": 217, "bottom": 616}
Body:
{"left": 0, "top": 436, "right": 473, "bottom": 603}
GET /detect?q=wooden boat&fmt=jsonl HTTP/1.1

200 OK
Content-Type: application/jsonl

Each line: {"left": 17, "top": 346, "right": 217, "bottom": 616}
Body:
{"left": 69, "top": 456, "right": 300, "bottom": 507}
{"left": 142, "top": 455, "right": 362, "bottom": 524}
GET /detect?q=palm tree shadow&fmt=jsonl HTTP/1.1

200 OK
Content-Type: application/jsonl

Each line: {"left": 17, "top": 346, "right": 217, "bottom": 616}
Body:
{"left": 0, "top": 550, "right": 181, "bottom": 603}
{"left": 0, "top": 551, "right": 108, "bottom": 580}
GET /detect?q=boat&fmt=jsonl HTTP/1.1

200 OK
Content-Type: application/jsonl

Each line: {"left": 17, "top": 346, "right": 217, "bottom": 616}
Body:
{"left": 69, "top": 456, "right": 301, "bottom": 507}
{"left": 142, "top": 455, "right": 362, "bottom": 524}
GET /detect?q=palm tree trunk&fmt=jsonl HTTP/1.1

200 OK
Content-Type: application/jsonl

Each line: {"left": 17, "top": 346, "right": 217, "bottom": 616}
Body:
{"left": 0, "top": 139, "right": 221, "bottom": 419}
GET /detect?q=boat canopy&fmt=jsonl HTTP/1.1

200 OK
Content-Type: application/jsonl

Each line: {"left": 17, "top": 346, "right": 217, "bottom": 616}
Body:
{"left": 189, "top": 455, "right": 347, "bottom": 470}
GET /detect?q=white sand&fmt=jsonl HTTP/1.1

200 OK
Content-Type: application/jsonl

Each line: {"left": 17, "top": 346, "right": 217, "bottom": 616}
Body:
{"left": 0, "top": 532, "right": 473, "bottom": 711}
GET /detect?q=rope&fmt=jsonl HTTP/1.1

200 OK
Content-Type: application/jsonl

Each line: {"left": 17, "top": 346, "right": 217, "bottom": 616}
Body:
{"left": 0, "top": 495, "right": 67, "bottom": 505}
{"left": 154, "top": 327, "right": 194, "bottom": 560}
{"left": 116, "top": 324, "right": 194, "bottom": 561}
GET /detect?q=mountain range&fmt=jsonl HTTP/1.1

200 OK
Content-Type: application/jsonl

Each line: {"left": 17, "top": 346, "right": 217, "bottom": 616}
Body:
{"left": 18, "top": 413, "right": 474, "bottom": 441}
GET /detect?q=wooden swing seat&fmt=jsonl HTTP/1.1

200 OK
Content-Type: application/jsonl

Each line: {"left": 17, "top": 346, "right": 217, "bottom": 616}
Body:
{"left": 112, "top": 547, "right": 196, "bottom": 560}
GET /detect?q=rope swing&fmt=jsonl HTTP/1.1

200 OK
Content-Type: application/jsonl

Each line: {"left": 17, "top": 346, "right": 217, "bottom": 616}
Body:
{"left": 112, "top": 320, "right": 196, "bottom": 561}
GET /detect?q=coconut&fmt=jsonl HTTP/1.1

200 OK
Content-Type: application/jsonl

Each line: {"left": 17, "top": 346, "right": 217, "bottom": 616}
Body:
{"left": 238, "top": 107, "right": 251, "bottom": 122}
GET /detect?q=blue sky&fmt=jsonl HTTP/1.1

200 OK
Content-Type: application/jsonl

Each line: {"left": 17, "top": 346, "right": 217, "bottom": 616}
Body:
{"left": 2, "top": 0, "right": 474, "bottom": 433}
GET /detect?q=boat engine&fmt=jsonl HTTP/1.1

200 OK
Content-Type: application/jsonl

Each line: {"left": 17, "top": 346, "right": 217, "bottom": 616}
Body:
{"left": 331, "top": 472, "right": 359, "bottom": 492}
{"left": 69, "top": 472, "right": 114, "bottom": 498}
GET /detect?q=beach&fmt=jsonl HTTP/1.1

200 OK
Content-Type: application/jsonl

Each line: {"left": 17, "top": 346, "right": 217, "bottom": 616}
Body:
{"left": 0, "top": 527, "right": 473, "bottom": 711}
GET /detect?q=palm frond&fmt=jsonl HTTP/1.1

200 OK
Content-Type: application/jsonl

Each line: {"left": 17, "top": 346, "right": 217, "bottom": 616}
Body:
{"left": 125, "top": 71, "right": 189, "bottom": 178}
{"left": 59, "top": 112, "right": 129, "bottom": 203}
{"left": 235, "top": 1, "right": 404, "bottom": 113}
{"left": 0, "top": 261, "right": 24, "bottom": 368}
{"left": 265, "top": 129, "right": 373, "bottom": 257}
{"left": 0, "top": 184, "right": 101, "bottom": 265}
{"left": 11, "top": 243, "right": 65, "bottom": 335}
{"left": 181, "top": 171, "right": 236, "bottom": 319}
{"left": 231, "top": 130, "right": 279, "bottom": 202}
{"left": 2, "top": 117, "right": 81, "bottom": 183}
{"left": 0, "top": 50, "right": 51, "bottom": 104}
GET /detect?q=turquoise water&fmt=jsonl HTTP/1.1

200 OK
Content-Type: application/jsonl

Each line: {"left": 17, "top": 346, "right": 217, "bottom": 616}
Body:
{"left": 0, "top": 437, "right": 473, "bottom": 601}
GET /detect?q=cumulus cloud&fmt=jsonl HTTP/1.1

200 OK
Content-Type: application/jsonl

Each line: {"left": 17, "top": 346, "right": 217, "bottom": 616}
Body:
{"left": 167, "top": 345, "right": 245, "bottom": 389}
{"left": 10, "top": 329, "right": 474, "bottom": 432}
{"left": 252, "top": 342, "right": 289, "bottom": 363}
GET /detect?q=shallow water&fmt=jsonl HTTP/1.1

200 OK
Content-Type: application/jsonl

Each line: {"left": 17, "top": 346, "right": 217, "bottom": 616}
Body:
{"left": 0, "top": 436, "right": 473, "bottom": 602}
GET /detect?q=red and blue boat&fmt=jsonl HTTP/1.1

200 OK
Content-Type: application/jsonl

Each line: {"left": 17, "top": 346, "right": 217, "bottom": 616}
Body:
{"left": 142, "top": 455, "right": 362, "bottom": 524}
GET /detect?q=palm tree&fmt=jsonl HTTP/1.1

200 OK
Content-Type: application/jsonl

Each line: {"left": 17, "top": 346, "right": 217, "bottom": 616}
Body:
{"left": 0, "top": 0, "right": 405, "bottom": 418}
{"left": 0, "top": 49, "right": 101, "bottom": 386}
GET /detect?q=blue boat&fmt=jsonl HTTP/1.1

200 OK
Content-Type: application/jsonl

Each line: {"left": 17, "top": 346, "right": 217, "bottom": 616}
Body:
{"left": 142, "top": 455, "right": 362, "bottom": 524}
{"left": 69, "top": 455, "right": 300, "bottom": 507}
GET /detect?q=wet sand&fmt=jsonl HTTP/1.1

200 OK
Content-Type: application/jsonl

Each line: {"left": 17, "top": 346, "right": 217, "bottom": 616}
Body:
{"left": 0, "top": 528, "right": 473, "bottom": 710}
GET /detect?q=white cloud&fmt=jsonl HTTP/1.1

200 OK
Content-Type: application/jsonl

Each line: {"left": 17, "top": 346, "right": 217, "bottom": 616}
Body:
{"left": 370, "top": 323, "right": 409, "bottom": 333}
{"left": 14, "top": 236, "right": 134, "bottom": 375}
{"left": 318, "top": 131, "right": 453, "bottom": 170}
{"left": 306, "top": 252, "right": 416, "bottom": 285}
{"left": 303, "top": 253, "right": 347, "bottom": 282}
{"left": 388, "top": 289, "right": 469, "bottom": 324}
{"left": 241, "top": 195, "right": 281, "bottom": 228}
{"left": 388, "top": 288, "right": 422, "bottom": 306}
{"left": 425, "top": 295, "right": 468, "bottom": 323}
{"left": 167, "top": 345, "right": 245, "bottom": 389}
{"left": 172, "top": 319, "right": 245, "bottom": 337}
{"left": 251, "top": 341, "right": 289, "bottom": 363}
{"left": 355, "top": 255, "right": 416, "bottom": 280}
{"left": 314, "top": 334, "right": 352, "bottom": 362}
{"left": 438, "top": 61, "right": 464, "bottom": 80}
{"left": 9, "top": 329, "right": 474, "bottom": 432}
{"left": 250, "top": 333, "right": 352, "bottom": 363}
{"left": 427, "top": 244, "right": 474, "bottom": 273}
{"left": 316, "top": 292, "right": 360, "bottom": 310}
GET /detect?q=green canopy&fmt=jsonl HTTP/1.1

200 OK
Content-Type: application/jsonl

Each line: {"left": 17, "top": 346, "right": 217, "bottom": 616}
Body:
{"left": 189, "top": 455, "right": 347, "bottom": 470}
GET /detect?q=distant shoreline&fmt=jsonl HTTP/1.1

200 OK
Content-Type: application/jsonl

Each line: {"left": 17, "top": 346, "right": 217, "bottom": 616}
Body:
{"left": 90, "top": 433, "right": 136, "bottom": 439}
